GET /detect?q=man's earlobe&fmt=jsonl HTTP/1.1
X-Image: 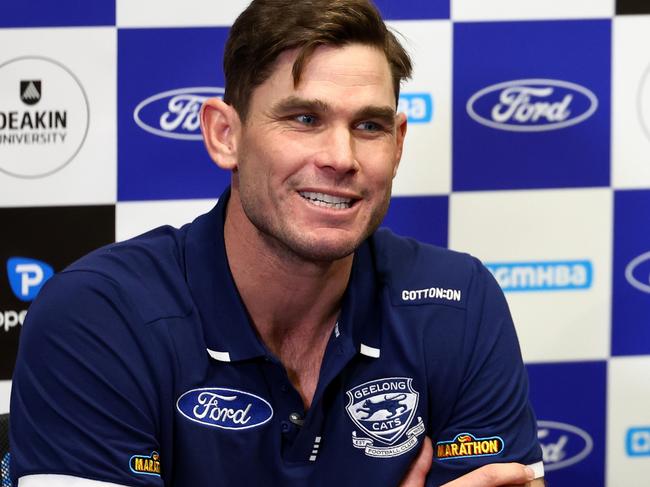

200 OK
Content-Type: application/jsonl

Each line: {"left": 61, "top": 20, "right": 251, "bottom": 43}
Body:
{"left": 200, "top": 97, "right": 241, "bottom": 170}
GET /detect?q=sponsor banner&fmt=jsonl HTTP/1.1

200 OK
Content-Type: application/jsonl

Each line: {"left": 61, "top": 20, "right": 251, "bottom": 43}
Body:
{"left": 452, "top": 20, "right": 611, "bottom": 191}
{"left": 116, "top": 199, "right": 218, "bottom": 242}
{"left": 612, "top": 189, "right": 650, "bottom": 356}
{"left": 0, "top": 206, "right": 115, "bottom": 381}
{"left": 375, "top": 0, "right": 449, "bottom": 20}
{"left": 117, "top": 0, "right": 250, "bottom": 27}
{"left": 118, "top": 27, "right": 230, "bottom": 201}
{"left": 0, "top": 27, "right": 116, "bottom": 206}
{"left": 527, "top": 361, "right": 606, "bottom": 486}
{"left": 449, "top": 188, "right": 611, "bottom": 362}
{"left": 452, "top": 0, "right": 612, "bottom": 21}
{"left": 616, "top": 0, "right": 650, "bottom": 14}
{"left": 612, "top": 16, "right": 650, "bottom": 189}
{"left": 0, "top": 1, "right": 115, "bottom": 28}
{"left": 607, "top": 357, "right": 650, "bottom": 482}
{"left": 381, "top": 195, "right": 448, "bottom": 248}
{"left": 388, "top": 20, "right": 451, "bottom": 196}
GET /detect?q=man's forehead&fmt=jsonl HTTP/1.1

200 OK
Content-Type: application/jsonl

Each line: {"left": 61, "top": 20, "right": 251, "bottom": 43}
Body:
{"left": 259, "top": 43, "right": 395, "bottom": 104}
{"left": 283, "top": 44, "right": 391, "bottom": 82}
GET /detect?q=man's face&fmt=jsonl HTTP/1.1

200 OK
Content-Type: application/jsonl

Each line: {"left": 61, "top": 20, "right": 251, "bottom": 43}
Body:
{"left": 233, "top": 43, "right": 407, "bottom": 262}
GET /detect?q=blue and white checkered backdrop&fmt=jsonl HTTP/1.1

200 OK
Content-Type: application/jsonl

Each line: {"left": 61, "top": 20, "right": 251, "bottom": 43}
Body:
{"left": 1, "top": 1, "right": 649, "bottom": 485}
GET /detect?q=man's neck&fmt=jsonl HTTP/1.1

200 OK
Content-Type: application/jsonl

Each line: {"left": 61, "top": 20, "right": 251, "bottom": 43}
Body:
{"left": 224, "top": 189, "right": 353, "bottom": 380}
{"left": 222, "top": 190, "right": 353, "bottom": 407}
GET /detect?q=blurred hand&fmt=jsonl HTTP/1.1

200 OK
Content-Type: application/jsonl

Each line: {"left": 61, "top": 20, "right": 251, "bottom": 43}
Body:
{"left": 399, "top": 436, "right": 433, "bottom": 487}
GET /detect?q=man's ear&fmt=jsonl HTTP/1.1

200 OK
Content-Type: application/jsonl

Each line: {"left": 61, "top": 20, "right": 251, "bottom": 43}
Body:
{"left": 392, "top": 111, "right": 408, "bottom": 178}
{"left": 200, "top": 97, "right": 241, "bottom": 170}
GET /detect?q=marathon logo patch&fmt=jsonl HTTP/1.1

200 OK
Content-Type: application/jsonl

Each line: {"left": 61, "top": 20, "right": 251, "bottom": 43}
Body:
{"left": 436, "top": 433, "right": 505, "bottom": 460}
{"left": 130, "top": 451, "right": 161, "bottom": 477}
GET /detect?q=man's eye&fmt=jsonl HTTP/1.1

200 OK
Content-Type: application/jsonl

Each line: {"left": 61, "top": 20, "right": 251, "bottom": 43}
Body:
{"left": 356, "top": 121, "right": 383, "bottom": 132}
{"left": 295, "top": 114, "right": 317, "bottom": 125}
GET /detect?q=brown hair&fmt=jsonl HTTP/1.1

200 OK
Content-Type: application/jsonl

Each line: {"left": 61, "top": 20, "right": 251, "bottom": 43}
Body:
{"left": 223, "top": 0, "right": 412, "bottom": 120}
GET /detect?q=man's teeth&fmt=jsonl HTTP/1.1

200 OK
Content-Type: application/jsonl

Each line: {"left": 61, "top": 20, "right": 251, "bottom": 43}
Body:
{"left": 299, "top": 191, "right": 352, "bottom": 209}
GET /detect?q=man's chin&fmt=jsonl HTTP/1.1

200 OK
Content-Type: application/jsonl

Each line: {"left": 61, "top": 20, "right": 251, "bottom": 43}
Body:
{"left": 291, "top": 239, "right": 359, "bottom": 263}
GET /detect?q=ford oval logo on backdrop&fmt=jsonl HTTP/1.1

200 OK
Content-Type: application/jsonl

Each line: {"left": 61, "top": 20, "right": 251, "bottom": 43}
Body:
{"left": 176, "top": 387, "right": 273, "bottom": 430}
{"left": 625, "top": 251, "right": 650, "bottom": 294}
{"left": 537, "top": 420, "right": 593, "bottom": 471}
{"left": 133, "top": 87, "right": 224, "bottom": 140}
{"left": 466, "top": 79, "right": 598, "bottom": 132}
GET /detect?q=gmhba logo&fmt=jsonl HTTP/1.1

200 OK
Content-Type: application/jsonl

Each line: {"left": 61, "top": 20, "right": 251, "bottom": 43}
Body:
{"left": 133, "top": 87, "right": 224, "bottom": 141}
{"left": 485, "top": 260, "right": 593, "bottom": 292}
{"left": 0, "top": 56, "right": 89, "bottom": 178}
{"left": 467, "top": 79, "right": 598, "bottom": 132}
{"left": 626, "top": 427, "right": 650, "bottom": 456}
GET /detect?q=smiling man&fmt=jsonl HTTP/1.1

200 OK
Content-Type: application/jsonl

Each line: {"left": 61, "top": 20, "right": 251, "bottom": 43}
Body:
{"left": 10, "top": 1, "right": 543, "bottom": 486}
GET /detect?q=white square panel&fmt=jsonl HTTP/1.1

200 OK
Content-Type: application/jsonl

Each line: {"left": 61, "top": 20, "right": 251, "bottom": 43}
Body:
{"left": 449, "top": 188, "right": 612, "bottom": 363}
{"left": 389, "top": 20, "right": 452, "bottom": 196}
{"left": 0, "top": 381, "right": 10, "bottom": 415}
{"left": 117, "top": 0, "right": 251, "bottom": 27}
{"left": 607, "top": 356, "right": 650, "bottom": 486}
{"left": 451, "top": 0, "right": 613, "bottom": 21}
{"left": 0, "top": 27, "right": 116, "bottom": 207}
{"left": 612, "top": 16, "right": 650, "bottom": 189}
{"left": 116, "top": 198, "right": 217, "bottom": 241}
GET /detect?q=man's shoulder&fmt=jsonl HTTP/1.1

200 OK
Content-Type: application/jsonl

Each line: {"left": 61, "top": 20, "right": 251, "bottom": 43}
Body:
{"left": 68, "top": 224, "right": 185, "bottom": 274}
{"left": 370, "top": 228, "right": 485, "bottom": 309}
{"left": 55, "top": 224, "right": 193, "bottom": 322}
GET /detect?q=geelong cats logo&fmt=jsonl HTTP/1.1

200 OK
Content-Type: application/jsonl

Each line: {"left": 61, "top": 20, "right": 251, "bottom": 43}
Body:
{"left": 346, "top": 377, "right": 425, "bottom": 458}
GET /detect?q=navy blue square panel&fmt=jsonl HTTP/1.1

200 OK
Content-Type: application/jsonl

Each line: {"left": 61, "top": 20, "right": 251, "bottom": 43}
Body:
{"left": 612, "top": 189, "right": 650, "bottom": 356}
{"left": 0, "top": 0, "right": 115, "bottom": 27}
{"left": 118, "top": 27, "right": 230, "bottom": 201}
{"left": 374, "top": 0, "right": 449, "bottom": 20}
{"left": 527, "top": 361, "right": 606, "bottom": 487}
{"left": 381, "top": 195, "right": 448, "bottom": 248}
{"left": 452, "top": 20, "right": 611, "bottom": 191}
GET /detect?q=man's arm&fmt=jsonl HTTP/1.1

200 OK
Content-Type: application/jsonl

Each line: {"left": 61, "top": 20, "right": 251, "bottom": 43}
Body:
{"left": 10, "top": 270, "right": 163, "bottom": 486}
{"left": 400, "top": 438, "right": 545, "bottom": 487}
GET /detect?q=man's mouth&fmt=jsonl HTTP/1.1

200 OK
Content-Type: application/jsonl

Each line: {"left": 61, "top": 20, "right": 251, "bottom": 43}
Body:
{"left": 298, "top": 191, "right": 353, "bottom": 210}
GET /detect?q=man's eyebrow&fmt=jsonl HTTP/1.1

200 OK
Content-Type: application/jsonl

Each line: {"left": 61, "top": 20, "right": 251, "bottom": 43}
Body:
{"left": 271, "top": 96, "right": 397, "bottom": 126}
{"left": 271, "top": 96, "right": 331, "bottom": 114}
{"left": 354, "top": 106, "right": 397, "bottom": 127}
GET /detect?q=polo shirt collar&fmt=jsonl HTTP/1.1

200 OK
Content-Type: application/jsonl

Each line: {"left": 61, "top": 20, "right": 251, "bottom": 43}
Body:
{"left": 184, "top": 187, "right": 383, "bottom": 363}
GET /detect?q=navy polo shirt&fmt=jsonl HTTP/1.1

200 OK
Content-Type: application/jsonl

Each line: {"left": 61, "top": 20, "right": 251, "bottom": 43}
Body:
{"left": 10, "top": 188, "right": 542, "bottom": 486}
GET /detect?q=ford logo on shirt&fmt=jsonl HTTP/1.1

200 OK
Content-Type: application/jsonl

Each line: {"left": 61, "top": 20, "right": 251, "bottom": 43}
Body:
{"left": 537, "top": 420, "right": 593, "bottom": 471}
{"left": 466, "top": 79, "right": 598, "bottom": 132}
{"left": 176, "top": 387, "right": 273, "bottom": 430}
{"left": 133, "top": 87, "right": 224, "bottom": 140}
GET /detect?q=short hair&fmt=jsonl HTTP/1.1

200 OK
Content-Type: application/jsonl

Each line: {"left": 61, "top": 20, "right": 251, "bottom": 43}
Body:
{"left": 223, "top": 0, "right": 412, "bottom": 120}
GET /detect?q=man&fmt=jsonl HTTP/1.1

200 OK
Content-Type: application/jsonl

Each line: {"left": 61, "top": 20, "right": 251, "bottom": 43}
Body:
{"left": 10, "top": 0, "right": 544, "bottom": 485}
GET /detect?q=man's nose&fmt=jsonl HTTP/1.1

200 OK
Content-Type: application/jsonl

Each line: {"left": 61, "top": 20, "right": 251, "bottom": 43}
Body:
{"left": 315, "top": 126, "right": 359, "bottom": 174}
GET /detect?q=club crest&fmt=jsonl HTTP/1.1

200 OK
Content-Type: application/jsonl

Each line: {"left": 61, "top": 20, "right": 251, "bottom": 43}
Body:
{"left": 346, "top": 377, "right": 425, "bottom": 458}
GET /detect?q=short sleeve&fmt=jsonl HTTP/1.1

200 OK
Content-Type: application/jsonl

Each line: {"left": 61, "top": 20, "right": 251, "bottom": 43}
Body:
{"left": 10, "top": 270, "right": 163, "bottom": 487}
{"left": 426, "top": 261, "right": 542, "bottom": 485}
